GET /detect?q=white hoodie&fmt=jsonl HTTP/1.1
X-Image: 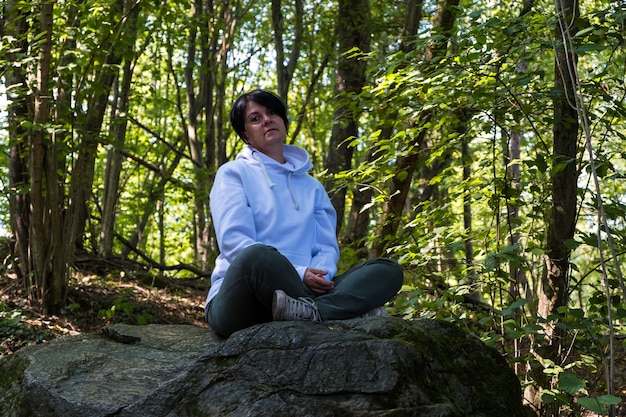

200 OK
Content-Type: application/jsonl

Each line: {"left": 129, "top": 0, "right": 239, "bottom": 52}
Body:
{"left": 205, "top": 144, "right": 339, "bottom": 306}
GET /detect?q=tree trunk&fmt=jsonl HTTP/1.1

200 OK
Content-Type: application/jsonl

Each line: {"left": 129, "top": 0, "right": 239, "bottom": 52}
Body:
{"left": 27, "top": 1, "right": 66, "bottom": 313}
{"left": 272, "top": 0, "right": 303, "bottom": 103}
{"left": 504, "top": 0, "right": 534, "bottom": 309}
{"left": 462, "top": 136, "right": 475, "bottom": 275}
{"left": 185, "top": 0, "right": 209, "bottom": 269}
{"left": 371, "top": 0, "right": 459, "bottom": 258}
{"left": 324, "top": 0, "right": 371, "bottom": 234}
{"left": 289, "top": 53, "right": 331, "bottom": 144}
{"left": 506, "top": 127, "right": 529, "bottom": 301}
{"left": 4, "top": 0, "right": 31, "bottom": 287}
{"left": 543, "top": 0, "right": 579, "bottom": 326}
{"left": 213, "top": 1, "right": 239, "bottom": 168}
{"left": 51, "top": 2, "right": 77, "bottom": 304}
{"left": 120, "top": 142, "right": 186, "bottom": 259}
{"left": 99, "top": 0, "right": 140, "bottom": 259}
{"left": 346, "top": 0, "right": 423, "bottom": 253}
{"left": 65, "top": 0, "right": 124, "bottom": 255}
{"left": 41, "top": 1, "right": 66, "bottom": 313}
{"left": 525, "top": 0, "right": 579, "bottom": 413}
{"left": 191, "top": 0, "right": 241, "bottom": 267}
{"left": 201, "top": 0, "right": 217, "bottom": 262}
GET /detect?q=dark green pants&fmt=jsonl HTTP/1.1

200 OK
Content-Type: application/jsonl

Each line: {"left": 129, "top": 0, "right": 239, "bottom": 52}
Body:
{"left": 206, "top": 244, "right": 404, "bottom": 337}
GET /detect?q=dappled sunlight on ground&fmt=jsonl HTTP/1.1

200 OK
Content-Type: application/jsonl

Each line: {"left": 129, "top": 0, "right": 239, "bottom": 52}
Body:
{"left": 1, "top": 267, "right": 208, "bottom": 356}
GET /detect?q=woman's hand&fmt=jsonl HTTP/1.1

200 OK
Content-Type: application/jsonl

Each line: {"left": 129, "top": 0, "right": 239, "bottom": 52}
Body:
{"left": 303, "top": 268, "right": 334, "bottom": 294}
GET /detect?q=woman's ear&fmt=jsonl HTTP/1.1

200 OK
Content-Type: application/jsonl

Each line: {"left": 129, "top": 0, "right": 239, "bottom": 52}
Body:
{"left": 242, "top": 132, "right": 249, "bottom": 144}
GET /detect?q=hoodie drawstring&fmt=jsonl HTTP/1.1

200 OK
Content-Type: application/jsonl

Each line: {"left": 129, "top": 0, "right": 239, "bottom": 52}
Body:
{"left": 252, "top": 151, "right": 299, "bottom": 211}
{"left": 253, "top": 152, "right": 276, "bottom": 188}
{"left": 287, "top": 172, "right": 299, "bottom": 211}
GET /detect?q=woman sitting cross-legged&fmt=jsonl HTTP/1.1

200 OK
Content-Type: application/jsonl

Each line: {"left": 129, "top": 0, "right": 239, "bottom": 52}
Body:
{"left": 204, "top": 89, "right": 404, "bottom": 338}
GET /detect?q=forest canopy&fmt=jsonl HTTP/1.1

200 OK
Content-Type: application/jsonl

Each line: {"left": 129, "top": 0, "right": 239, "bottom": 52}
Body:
{"left": 1, "top": 0, "right": 625, "bottom": 415}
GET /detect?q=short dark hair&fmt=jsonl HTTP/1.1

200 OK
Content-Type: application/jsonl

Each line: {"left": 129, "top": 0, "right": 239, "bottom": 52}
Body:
{"left": 230, "top": 89, "right": 289, "bottom": 141}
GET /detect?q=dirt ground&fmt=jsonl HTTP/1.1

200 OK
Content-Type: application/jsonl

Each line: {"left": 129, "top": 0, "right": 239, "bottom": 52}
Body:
{"left": 0, "top": 262, "right": 208, "bottom": 356}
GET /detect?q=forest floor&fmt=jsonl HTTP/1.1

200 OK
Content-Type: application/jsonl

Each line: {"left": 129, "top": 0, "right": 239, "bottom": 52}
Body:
{"left": 0, "top": 259, "right": 208, "bottom": 356}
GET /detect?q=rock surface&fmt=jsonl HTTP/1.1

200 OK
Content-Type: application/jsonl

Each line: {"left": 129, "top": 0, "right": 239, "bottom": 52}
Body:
{"left": 0, "top": 317, "right": 528, "bottom": 417}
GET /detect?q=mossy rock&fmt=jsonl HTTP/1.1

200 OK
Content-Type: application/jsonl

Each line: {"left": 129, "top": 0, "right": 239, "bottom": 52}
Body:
{"left": 0, "top": 318, "right": 527, "bottom": 417}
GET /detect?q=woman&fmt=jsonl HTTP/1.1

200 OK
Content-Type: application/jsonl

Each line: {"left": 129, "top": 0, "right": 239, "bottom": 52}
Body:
{"left": 205, "top": 89, "right": 403, "bottom": 337}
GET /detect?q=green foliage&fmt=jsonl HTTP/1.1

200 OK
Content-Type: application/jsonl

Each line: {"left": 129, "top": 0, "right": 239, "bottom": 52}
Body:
{"left": 392, "top": 278, "right": 625, "bottom": 414}
{"left": 540, "top": 367, "right": 623, "bottom": 415}
{"left": 0, "top": 306, "right": 22, "bottom": 337}
{"left": 98, "top": 290, "right": 153, "bottom": 325}
{"left": 350, "top": 1, "right": 626, "bottom": 412}
{"left": 0, "top": 303, "right": 43, "bottom": 355}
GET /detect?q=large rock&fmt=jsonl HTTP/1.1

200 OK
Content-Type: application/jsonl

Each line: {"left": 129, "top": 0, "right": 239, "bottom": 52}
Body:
{"left": 0, "top": 317, "right": 527, "bottom": 417}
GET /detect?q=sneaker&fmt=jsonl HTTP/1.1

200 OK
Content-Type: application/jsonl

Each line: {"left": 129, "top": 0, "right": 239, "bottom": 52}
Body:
{"left": 359, "top": 306, "right": 388, "bottom": 318}
{"left": 272, "top": 290, "right": 321, "bottom": 322}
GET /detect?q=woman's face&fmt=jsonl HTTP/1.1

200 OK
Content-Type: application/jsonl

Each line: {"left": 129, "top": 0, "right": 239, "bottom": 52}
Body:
{"left": 243, "top": 101, "right": 287, "bottom": 158}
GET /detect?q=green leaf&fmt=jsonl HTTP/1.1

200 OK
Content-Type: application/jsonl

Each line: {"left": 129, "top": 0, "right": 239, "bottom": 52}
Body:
{"left": 558, "top": 372, "right": 585, "bottom": 394}
{"left": 578, "top": 395, "right": 622, "bottom": 415}
{"left": 574, "top": 27, "right": 594, "bottom": 38}
{"left": 575, "top": 44, "right": 607, "bottom": 55}
{"left": 596, "top": 395, "right": 623, "bottom": 405}
{"left": 396, "top": 171, "right": 408, "bottom": 182}
{"left": 577, "top": 397, "right": 606, "bottom": 414}
{"left": 540, "top": 389, "right": 569, "bottom": 406}
{"left": 577, "top": 395, "right": 621, "bottom": 414}
{"left": 501, "top": 298, "right": 529, "bottom": 315}
{"left": 509, "top": 298, "right": 528, "bottom": 310}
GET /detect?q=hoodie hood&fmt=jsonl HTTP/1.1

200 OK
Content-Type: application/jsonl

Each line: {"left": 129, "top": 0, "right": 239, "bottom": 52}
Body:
{"left": 237, "top": 144, "right": 313, "bottom": 178}
{"left": 237, "top": 145, "right": 314, "bottom": 209}
{"left": 237, "top": 145, "right": 313, "bottom": 210}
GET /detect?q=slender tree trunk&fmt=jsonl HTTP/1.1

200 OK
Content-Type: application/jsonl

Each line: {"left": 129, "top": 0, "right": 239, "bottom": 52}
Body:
{"left": 506, "top": 127, "right": 529, "bottom": 300}
{"left": 214, "top": 2, "right": 239, "bottom": 167}
{"left": 52, "top": 3, "right": 76, "bottom": 295}
{"left": 324, "top": 0, "right": 371, "bottom": 234}
{"left": 272, "top": 0, "right": 303, "bottom": 103}
{"left": 120, "top": 143, "right": 185, "bottom": 259}
{"left": 41, "top": 1, "right": 66, "bottom": 313}
{"left": 65, "top": 0, "right": 124, "bottom": 254}
{"left": 195, "top": 0, "right": 240, "bottom": 266}
{"left": 543, "top": 0, "right": 578, "bottom": 326}
{"left": 371, "top": 0, "right": 459, "bottom": 257}
{"left": 99, "top": 79, "right": 124, "bottom": 258}
{"left": 346, "top": 0, "right": 423, "bottom": 252}
{"left": 28, "top": 1, "right": 66, "bottom": 313}
{"left": 525, "top": 0, "right": 579, "bottom": 413}
{"left": 201, "top": 0, "right": 217, "bottom": 262}
{"left": 504, "top": 0, "right": 534, "bottom": 306}
{"left": 29, "top": 1, "right": 48, "bottom": 294}
{"left": 4, "top": 0, "right": 31, "bottom": 287}
{"left": 290, "top": 53, "right": 331, "bottom": 144}
{"left": 185, "top": 0, "right": 210, "bottom": 268}
{"left": 462, "top": 136, "right": 474, "bottom": 274}
{"left": 99, "top": 0, "right": 140, "bottom": 258}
